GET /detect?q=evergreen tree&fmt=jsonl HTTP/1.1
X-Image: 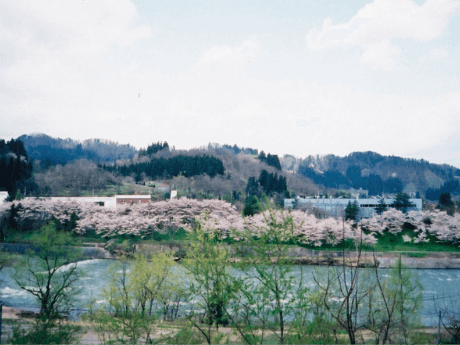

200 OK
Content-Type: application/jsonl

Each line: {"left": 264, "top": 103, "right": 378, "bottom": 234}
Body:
{"left": 439, "top": 192, "right": 454, "bottom": 207}
{"left": 243, "top": 195, "right": 261, "bottom": 217}
{"left": 438, "top": 192, "right": 455, "bottom": 215}
{"left": 393, "top": 192, "right": 415, "bottom": 213}
{"left": 245, "top": 177, "right": 260, "bottom": 198}
{"left": 104, "top": 155, "right": 225, "bottom": 180}
{"left": 345, "top": 200, "right": 359, "bottom": 221}
{"left": 375, "top": 197, "right": 387, "bottom": 215}
{"left": 0, "top": 139, "right": 33, "bottom": 195}
{"left": 256, "top": 170, "right": 287, "bottom": 196}
{"left": 258, "top": 169, "right": 270, "bottom": 190}
{"left": 266, "top": 154, "right": 282, "bottom": 170}
{"left": 139, "top": 141, "right": 170, "bottom": 156}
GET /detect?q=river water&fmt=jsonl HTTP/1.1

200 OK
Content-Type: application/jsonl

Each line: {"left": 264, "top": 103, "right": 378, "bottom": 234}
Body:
{"left": 1, "top": 259, "right": 459, "bottom": 326}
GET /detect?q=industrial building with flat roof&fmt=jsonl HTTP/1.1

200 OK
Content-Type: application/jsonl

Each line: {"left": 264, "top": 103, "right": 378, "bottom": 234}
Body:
{"left": 284, "top": 197, "right": 422, "bottom": 220}
{"left": 24, "top": 195, "right": 152, "bottom": 208}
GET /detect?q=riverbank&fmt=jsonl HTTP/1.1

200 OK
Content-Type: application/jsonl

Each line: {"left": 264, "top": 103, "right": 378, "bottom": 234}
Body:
{"left": 2, "top": 241, "right": 460, "bottom": 268}
{"left": 284, "top": 248, "right": 460, "bottom": 268}
{"left": 0, "top": 243, "right": 114, "bottom": 260}
{"left": 134, "top": 243, "right": 460, "bottom": 269}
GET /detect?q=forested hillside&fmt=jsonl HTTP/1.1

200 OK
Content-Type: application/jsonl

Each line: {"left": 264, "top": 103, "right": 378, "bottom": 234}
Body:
{"left": 295, "top": 151, "right": 460, "bottom": 198}
{"left": 13, "top": 136, "right": 315, "bottom": 203}
{"left": 13, "top": 134, "right": 460, "bottom": 202}
{"left": 0, "top": 139, "right": 33, "bottom": 196}
{"left": 18, "top": 133, "right": 137, "bottom": 166}
{"left": 103, "top": 155, "right": 225, "bottom": 180}
{"left": 104, "top": 142, "right": 316, "bottom": 206}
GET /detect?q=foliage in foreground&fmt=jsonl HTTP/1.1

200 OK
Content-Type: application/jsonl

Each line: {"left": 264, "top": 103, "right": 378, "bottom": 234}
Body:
{"left": 9, "top": 221, "right": 83, "bottom": 343}
{"left": 8, "top": 322, "right": 81, "bottom": 345}
{"left": 11, "top": 207, "right": 458, "bottom": 344}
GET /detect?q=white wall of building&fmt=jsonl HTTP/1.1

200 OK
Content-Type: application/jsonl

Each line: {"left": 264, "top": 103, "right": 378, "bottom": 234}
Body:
{"left": 285, "top": 197, "right": 422, "bottom": 219}
{"left": 46, "top": 196, "right": 118, "bottom": 208}
{"left": 0, "top": 191, "right": 8, "bottom": 204}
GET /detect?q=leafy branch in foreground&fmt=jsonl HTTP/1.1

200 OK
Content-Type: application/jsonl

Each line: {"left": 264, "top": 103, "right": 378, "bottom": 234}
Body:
{"left": 12, "top": 220, "right": 83, "bottom": 343}
{"left": 182, "top": 220, "right": 242, "bottom": 345}
{"left": 14, "top": 221, "right": 82, "bottom": 321}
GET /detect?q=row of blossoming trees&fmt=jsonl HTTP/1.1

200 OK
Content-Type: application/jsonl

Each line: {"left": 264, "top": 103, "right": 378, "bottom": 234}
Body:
{"left": 1, "top": 197, "right": 460, "bottom": 247}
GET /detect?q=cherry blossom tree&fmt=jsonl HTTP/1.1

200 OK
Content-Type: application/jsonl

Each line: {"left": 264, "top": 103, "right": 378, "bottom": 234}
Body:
{"left": 3, "top": 197, "right": 460, "bottom": 246}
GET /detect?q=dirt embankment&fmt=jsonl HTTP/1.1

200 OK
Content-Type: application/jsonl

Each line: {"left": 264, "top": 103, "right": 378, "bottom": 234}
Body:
{"left": 286, "top": 248, "right": 460, "bottom": 268}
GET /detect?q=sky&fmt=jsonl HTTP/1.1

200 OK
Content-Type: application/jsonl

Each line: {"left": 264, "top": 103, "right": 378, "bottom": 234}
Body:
{"left": 1, "top": 0, "right": 460, "bottom": 167}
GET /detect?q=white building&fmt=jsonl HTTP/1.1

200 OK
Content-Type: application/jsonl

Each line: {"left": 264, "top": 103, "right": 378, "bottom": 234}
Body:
{"left": 0, "top": 191, "right": 8, "bottom": 204}
{"left": 31, "top": 195, "right": 151, "bottom": 208}
{"left": 285, "top": 197, "right": 422, "bottom": 219}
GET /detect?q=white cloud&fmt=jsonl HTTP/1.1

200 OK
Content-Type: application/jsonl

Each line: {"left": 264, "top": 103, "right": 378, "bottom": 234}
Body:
{"left": 361, "top": 39, "right": 401, "bottom": 70}
{"left": 0, "top": 1, "right": 150, "bottom": 55}
{"left": 296, "top": 117, "right": 321, "bottom": 128}
{"left": 1, "top": 1, "right": 460, "bottom": 167}
{"left": 429, "top": 47, "right": 449, "bottom": 60}
{"left": 306, "top": 0, "right": 460, "bottom": 69}
{"left": 0, "top": 0, "right": 150, "bottom": 110}
{"left": 192, "top": 39, "right": 260, "bottom": 78}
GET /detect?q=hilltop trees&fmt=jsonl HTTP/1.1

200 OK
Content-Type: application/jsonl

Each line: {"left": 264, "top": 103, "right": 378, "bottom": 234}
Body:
{"left": 104, "top": 155, "right": 225, "bottom": 181}
{"left": 34, "top": 159, "right": 117, "bottom": 196}
{"left": 18, "top": 134, "right": 137, "bottom": 165}
{"left": 0, "top": 139, "right": 33, "bottom": 197}
{"left": 258, "top": 151, "right": 282, "bottom": 170}
{"left": 138, "top": 141, "right": 169, "bottom": 156}
{"left": 221, "top": 144, "right": 258, "bottom": 155}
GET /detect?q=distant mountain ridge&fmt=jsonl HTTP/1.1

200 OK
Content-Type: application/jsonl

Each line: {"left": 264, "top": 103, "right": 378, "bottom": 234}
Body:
{"left": 296, "top": 151, "right": 460, "bottom": 198}
{"left": 18, "top": 134, "right": 137, "bottom": 165}
{"left": 15, "top": 134, "right": 460, "bottom": 200}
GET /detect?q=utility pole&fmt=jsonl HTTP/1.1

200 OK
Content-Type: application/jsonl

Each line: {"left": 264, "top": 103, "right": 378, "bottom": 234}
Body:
{"left": 0, "top": 300, "right": 3, "bottom": 345}
{"left": 437, "top": 310, "right": 441, "bottom": 344}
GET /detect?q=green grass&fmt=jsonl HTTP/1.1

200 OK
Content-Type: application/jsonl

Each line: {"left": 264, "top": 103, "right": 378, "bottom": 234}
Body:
{"left": 405, "top": 252, "right": 428, "bottom": 258}
{"left": 366, "top": 230, "right": 460, "bottom": 252}
{"left": 5, "top": 219, "right": 460, "bottom": 256}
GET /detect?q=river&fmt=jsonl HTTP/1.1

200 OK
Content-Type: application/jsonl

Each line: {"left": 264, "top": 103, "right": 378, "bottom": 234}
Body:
{"left": 1, "top": 259, "right": 459, "bottom": 326}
